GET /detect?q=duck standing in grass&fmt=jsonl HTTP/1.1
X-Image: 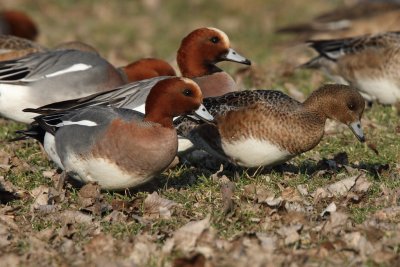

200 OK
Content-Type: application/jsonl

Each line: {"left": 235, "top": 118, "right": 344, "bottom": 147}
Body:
{"left": 178, "top": 84, "right": 365, "bottom": 168}
{"left": 18, "top": 77, "right": 213, "bottom": 190}
{"left": 302, "top": 31, "right": 400, "bottom": 105}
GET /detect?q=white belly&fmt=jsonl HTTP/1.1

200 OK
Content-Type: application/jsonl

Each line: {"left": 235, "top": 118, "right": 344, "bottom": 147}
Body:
{"left": 43, "top": 133, "right": 64, "bottom": 169}
{"left": 356, "top": 77, "right": 400, "bottom": 104}
{"left": 0, "top": 84, "right": 37, "bottom": 123}
{"left": 222, "top": 138, "right": 293, "bottom": 167}
{"left": 62, "top": 153, "right": 153, "bottom": 190}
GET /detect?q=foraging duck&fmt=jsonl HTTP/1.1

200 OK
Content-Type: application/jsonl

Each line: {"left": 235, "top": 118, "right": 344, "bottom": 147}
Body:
{"left": 177, "top": 84, "right": 365, "bottom": 168}
{"left": 18, "top": 77, "right": 213, "bottom": 189}
{"left": 302, "top": 31, "right": 400, "bottom": 104}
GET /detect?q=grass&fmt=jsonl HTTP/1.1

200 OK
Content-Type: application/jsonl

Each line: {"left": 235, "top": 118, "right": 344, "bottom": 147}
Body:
{"left": 0, "top": 0, "right": 399, "bottom": 266}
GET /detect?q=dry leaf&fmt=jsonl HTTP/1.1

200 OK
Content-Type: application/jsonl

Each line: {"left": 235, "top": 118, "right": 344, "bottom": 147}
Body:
{"left": 281, "top": 187, "right": 303, "bottom": 202}
{"left": 84, "top": 234, "right": 115, "bottom": 256}
{"left": 320, "top": 202, "right": 337, "bottom": 217}
{"left": 353, "top": 175, "right": 372, "bottom": 194}
{"left": 173, "top": 253, "right": 206, "bottom": 267}
{"left": 59, "top": 210, "right": 93, "bottom": 224}
{"left": 31, "top": 185, "right": 50, "bottom": 210}
{"left": 323, "top": 212, "right": 348, "bottom": 234}
{"left": 172, "top": 216, "right": 211, "bottom": 253}
{"left": 143, "top": 192, "right": 176, "bottom": 219}
{"left": 219, "top": 175, "right": 235, "bottom": 214}
{"left": 129, "top": 234, "right": 158, "bottom": 266}
{"left": 373, "top": 206, "right": 400, "bottom": 221}
{"left": 277, "top": 224, "right": 302, "bottom": 245}
{"left": 344, "top": 232, "right": 376, "bottom": 258}
{"left": 326, "top": 176, "right": 357, "bottom": 196}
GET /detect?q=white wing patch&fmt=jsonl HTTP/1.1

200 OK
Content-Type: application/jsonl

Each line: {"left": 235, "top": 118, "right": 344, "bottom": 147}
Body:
{"left": 44, "top": 63, "right": 92, "bottom": 78}
{"left": 56, "top": 120, "right": 98, "bottom": 127}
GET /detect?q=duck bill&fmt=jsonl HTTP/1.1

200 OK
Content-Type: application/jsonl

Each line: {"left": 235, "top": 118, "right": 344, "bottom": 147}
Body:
{"left": 192, "top": 104, "right": 214, "bottom": 123}
{"left": 349, "top": 121, "right": 365, "bottom": 142}
{"left": 220, "top": 48, "right": 251, "bottom": 65}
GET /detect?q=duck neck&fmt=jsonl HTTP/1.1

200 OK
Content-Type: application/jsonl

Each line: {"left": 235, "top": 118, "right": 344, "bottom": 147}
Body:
{"left": 177, "top": 47, "right": 222, "bottom": 78}
{"left": 302, "top": 89, "right": 331, "bottom": 124}
{"left": 144, "top": 112, "right": 174, "bottom": 129}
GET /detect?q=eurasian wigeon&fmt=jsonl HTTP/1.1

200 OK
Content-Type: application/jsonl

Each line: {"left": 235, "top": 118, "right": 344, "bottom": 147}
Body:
{"left": 277, "top": 2, "right": 400, "bottom": 40}
{"left": 18, "top": 77, "right": 213, "bottom": 190}
{"left": 0, "top": 49, "right": 128, "bottom": 123}
{"left": 28, "top": 27, "right": 252, "bottom": 115}
{"left": 177, "top": 27, "right": 251, "bottom": 97}
{"left": 177, "top": 84, "right": 365, "bottom": 168}
{"left": 0, "top": 10, "right": 38, "bottom": 40}
{"left": 302, "top": 31, "right": 400, "bottom": 105}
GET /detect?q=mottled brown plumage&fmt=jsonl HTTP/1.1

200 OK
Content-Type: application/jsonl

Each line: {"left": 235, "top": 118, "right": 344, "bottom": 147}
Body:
{"left": 180, "top": 84, "right": 365, "bottom": 167}
{"left": 303, "top": 31, "right": 400, "bottom": 104}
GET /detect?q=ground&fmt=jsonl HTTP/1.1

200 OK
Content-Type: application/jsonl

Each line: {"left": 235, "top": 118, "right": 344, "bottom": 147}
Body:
{"left": 0, "top": 0, "right": 399, "bottom": 266}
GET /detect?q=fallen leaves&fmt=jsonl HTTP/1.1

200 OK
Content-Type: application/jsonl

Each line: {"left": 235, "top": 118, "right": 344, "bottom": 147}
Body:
{"left": 143, "top": 191, "right": 177, "bottom": 219}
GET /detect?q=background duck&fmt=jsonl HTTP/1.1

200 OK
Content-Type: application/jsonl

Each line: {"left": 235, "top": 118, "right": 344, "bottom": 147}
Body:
{"left": 276, "top": 1, "right": 400, "bottom": 40}
{"left": 0, "top": 10, "right": 38, "bottom": 40}
{"left": 302, "top": 31, "right": 400, "bottom": 105}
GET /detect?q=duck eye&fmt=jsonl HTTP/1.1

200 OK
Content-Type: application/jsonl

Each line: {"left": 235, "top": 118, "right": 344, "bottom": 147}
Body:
{"left": 347, "top": 102, "right": 356, "bottom": 110}
{"left": 210, "top": 36, "right": 220, "bottom": 44}
{"left": 182, "top": 88, "right": 193, "bottom": 97}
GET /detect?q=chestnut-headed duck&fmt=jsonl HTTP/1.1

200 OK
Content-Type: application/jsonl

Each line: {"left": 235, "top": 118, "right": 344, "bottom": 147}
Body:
{"left": 177, "top": 27, "right": 251, "bottom": 97}
{"left": 0, "top": 10, "right": 38, "bottom": 40}
{"left": 18, "top": 77, "right": 213, "bottom": 189}
{"left": 302, "top": 31, "right": 400, "bottom": 105}
{"left": 177, "top": 84, "right": 365, "bottom": 168}
{"left": 0, "top": 49, "right": 127, "bottom": 123}
{"left": 27, "top": 27, "right": 251, "bottom": 115}
{"left": 277, "top": 2, "right": 400, "bottom": 40}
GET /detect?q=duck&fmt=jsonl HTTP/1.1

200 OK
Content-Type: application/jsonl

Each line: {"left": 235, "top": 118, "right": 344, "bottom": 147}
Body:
{"left": 17, "top": 77, "right": 213, "bottom": 190}
{"left": 301, "top": 31, "right": 400, "bottom": 105}
{"left": 277, "top": 1, "right": 400, "bottom": 40}
{"left": 0, "top": 10, "right": 38, "bottom": 40}
{"left": 176, "top": 84, "right": 365, "bottom": 168}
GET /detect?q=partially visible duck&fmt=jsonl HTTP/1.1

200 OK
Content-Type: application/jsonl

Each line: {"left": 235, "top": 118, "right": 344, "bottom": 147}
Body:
{"left": 18, "top": 77, "right": 213, "bottom": 190}
{"left": 0, "top": 49, "right": 126, "bottom": 123}
{"left": 0, "top": 10, "right": 38, "bottom": 40}
{"left": 302, "top": 31, "right": 400, "bottom": 104}
{"left": 177, "top": 84, "right": 365, "bottom": 168}
{"left": 277, "top": 2, "right": 400, "bottom": 40}
{"left": 0, "top": 34, "right": 45, "bottom": 61}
